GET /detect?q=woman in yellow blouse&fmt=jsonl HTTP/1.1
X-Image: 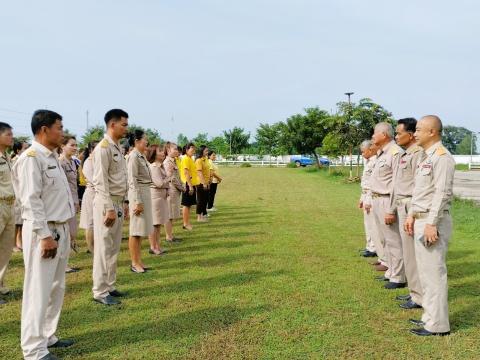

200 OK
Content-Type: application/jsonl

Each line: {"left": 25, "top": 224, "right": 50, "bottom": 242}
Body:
{"left": 207, "top": 150, "right": 222, "bottom": 212}
{"left": 195, "top": 145, "right": 210, "bottom": 222}
{"left": 180, "top": 143, "right": 198, "bottom": 230}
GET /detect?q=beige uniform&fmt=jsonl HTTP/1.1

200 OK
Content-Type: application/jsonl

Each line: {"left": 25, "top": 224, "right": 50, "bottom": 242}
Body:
{"left": 59, "top": 156, "right": 79, "bottom": 240}
{"left": 12, "top": 155, "right": 23, "bottom": 225}
{"left": 369, "top": 140, "right": 406, "bottom": 283}
{"left": 79, "top": 157, "right": 95, "bottom": 230}
{"left": 409, "top": 141, "right": 455, "bottom": 333}
{"left": 12, "top": 141, "right": 75, "bottom": 360}
{"left": 150, "top": 162, "right": 170, "bottom": 225}
{"left": 127, "top": 148, "right": 153, "bottom": 236}
{"left": 391, "top": 145, "right": 425, "bottom": 304}
{"left": 164, "top": 156, "right": 183, "bottom": 220}
{"left": 360, "top": 156, "right": 379, "bottom": 254}
{"left": 0, "top": 151, "right": 15, "bottom": 295}
{"left": 92, "top": 135, "right": 128, "bottom": 300}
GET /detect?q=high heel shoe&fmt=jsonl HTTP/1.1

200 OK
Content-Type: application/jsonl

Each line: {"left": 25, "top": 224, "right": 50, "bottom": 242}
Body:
{"left": 130, "top": 265, "right": 145, "bottom": 273}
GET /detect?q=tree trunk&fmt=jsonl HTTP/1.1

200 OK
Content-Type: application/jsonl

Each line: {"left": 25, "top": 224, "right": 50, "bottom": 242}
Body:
{"left": 349, "top": 146, "right": 353, "bottom": 178}
{"left": 356, "top": 153, "right": 360, "bottom": 177}
{"left": 313, "top": 152, "right": 321, "bottom": 168}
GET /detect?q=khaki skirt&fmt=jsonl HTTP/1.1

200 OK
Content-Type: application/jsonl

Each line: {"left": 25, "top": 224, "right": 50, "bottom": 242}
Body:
{"left": 79, "top": 187, "right": 95, "bottom": 229}
{"left": 168, "top": 188, "right": 182, "bottom": 220}
{"left": 151, "top": 188, "right": 169, "bottom": 225}
{"left": 129, "top": 186, "right": 154, "bottom": 237}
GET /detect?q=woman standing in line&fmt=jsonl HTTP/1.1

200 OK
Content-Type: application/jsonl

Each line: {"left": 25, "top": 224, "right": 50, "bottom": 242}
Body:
{"left": 59, "top": 135, "right": 80, "bottom": 273}
{"left": 195, "top": 145, "right": 210, "bottom": 222}
{"left": 79, "top": 141, "right": 98, "bottom": 254}
{"left": 147, "top": 144, "right": 171, "bottom": 254}
{"left": 207, "top": 150, "right": 222, "bottom": 212}
{"left": 12, "top": 140, "right": 29, "bottom": 252}
{"left": 127, "top": 130, "right": 153, "bottom": 273}
{"left": 180, "top": 143, "right": 199, "bottom": 230}
{"left": 164, "top": 142, "right": 185, "bottom": 243}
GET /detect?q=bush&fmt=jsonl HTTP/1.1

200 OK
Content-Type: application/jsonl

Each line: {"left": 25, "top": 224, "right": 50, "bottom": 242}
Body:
{"left": 240, "top": 162, "right": 252, "bottom": 168}
{"left": 286, "top": 162, "right": 297, "bottom": 168}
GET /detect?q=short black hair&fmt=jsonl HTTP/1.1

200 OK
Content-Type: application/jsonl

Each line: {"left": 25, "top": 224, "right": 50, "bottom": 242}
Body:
{"left": 197, "top": 145, "right": 208, "bottom": 158}
{"left": 208, "top": 150, "right": 216, "bottom": 157}
{"left": 104, "top": 109, "right": 129, "bottom": 125}
{"left": 0, "top": 122, "right": 12, "bottom": 135}
{"left": 31, "top": 110, "right": 62, "bottom": 135}
{"left": 127, "top": 129, "right": 145, "bottom": 147}
{"left": 182, "top": 142, "right": 195, "bottom": 155}
{"left": 397, "top": 118, "right": 417, "bottom": 133}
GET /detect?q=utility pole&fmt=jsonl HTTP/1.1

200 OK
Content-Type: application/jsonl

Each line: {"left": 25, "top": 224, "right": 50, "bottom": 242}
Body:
{"left": 344, "top": 92, "right": 354, "bottom": 178}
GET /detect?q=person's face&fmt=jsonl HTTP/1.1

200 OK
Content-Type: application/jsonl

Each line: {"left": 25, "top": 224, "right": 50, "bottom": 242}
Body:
{"left": 0, "top": 128, "right": 14, "bottom": 148}
{"left": 395, "top": 124, "right": 414, "bottom": 147}
{"left": 112, "top": 117, "right": 129, "bottom": 139}
{"left": 168, "top": 145, "right": 179, "bottom": 158}
{"left": 371, "top": 129, "right": 385, "bottom": 146}
{"left": 186, "top": 146, "right": 195, "bottom": 157}
{"left": 414, "top": 120, "right": 432, "bottom": 146}
{"left": 63, "top": 138, "right": 77, "bottom": 157}
{"left": 203, "top": 147, "right": 209, "bottom": 157}
{"left": 136, "top": 135, "right": 148, "bottom": 153}
{"left": 20, "top": 142, "right": 29, "bottom": 153}
{"left": 210, "top": 152, "right": 216, "bottom": 161}
{"left": 45, "top": 120, "right": 64, "bottom": 148}
{"left": 361, "top": 147, "right": 370, "bottom": 158}
{"left": 156, "top": 148, "right": 166, "bottom": 162}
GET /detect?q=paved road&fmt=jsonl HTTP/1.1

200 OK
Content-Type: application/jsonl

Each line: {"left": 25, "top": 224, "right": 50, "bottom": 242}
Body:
{"left": 453, "top": 171, "right": 480, "bottom": 203}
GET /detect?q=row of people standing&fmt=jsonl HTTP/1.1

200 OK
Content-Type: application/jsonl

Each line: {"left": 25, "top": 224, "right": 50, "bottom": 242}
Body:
{"left": 358, "top": 116, "right": 455, "bottom": 337}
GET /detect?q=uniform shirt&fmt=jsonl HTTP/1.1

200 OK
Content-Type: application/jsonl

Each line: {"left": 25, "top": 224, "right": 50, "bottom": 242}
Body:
{"left": 164, "top": 156, "right": 184, "bottom": 192}
{"left": 82, "top": 157, "right": 94, "bottom": 190}
{"left": 180, "top": 155, "right": 200, "bottom": 186}
{"left": 92, "top": 135, "right": 128, "bottom": 211}
{"left": 11, "top": 141, "right": 75, "bottom": 239}
{"left": 0, "top": 151, "right": 14, "bottom": 200}
{"left": 175, "top": 157, "right": 182, "bottom": 179}
{"left": 127, "top": 148, "right": 153, "bottom": 205}
{"left": 389, "top": 144, "right": 425, "bottom": 212}
{"left": 409, "top": 141, "right": 455, "bottom": 225}
{"left": 369, "top": 140, "right": 404, "bottom": 196}
{"left": 150, "top": 162, "right": 170, "bottom": 199}
{"left": 195, "top": 157, "right": 211, "bottom": 184}
{"left": 209, "top": 159, "right": 220, "bottom": 184}
{"left": 59, "top": 156, "right": 79, "bottom": 206}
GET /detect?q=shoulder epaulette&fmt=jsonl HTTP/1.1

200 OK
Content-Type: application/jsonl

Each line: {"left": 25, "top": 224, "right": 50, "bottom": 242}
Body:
{"left": 411, "top": 145, "right": 421, "bottom": 153}
{"left": 391, "top": 146, "right": 400, "bottom": 156}
{"left": 436, "top": 146, "right": 447, "bottom": 156}
{"left": 27, "top": 149, "right": 36, "bottom": 157}
{"left": 100, "top": 139, "right": 109, "bottom": 148}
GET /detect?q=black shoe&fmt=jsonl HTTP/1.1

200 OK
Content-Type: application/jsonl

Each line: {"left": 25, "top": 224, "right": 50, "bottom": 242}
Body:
{"left": 395, "top": 294, "right": 411, "bottom": 301}
{"left": 362, "top": 251, "right": 377, "bottom": 258}
{"left": 409, "top": 319, "right": 425, "bottom": 327}
{"left": 384, "top": 282, "right": 407, "bottom": 289}
{"left": 0, "top": 299, "right": 7, "bottom": 305}
{"left": 375, "top": 276, "right": 389, "bottom": 282}
{"left": 48, "top": 339, "right": 74, "bottom": 348}
{"left": 399, "top": 300, "right": 422, "bottom": 309}
{"left": 109, "top": 289, "right": 126, "bottom": 298}
{"left": 410, "top": 328, "right": 450, "bottom": 336}
{"left": 130, "top": 265, "right": 145, "bottom": 273}
{"left": 65, "top": 267, "right": 80, "bottom": 274}
{"left": 94, "top": 295, "right": 121, "bottom": 305}
{"left": 40, "top": 354, "right": 60, "bottom": 360}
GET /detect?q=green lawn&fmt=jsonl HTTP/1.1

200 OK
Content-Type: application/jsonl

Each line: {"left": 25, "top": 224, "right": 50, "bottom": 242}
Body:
{"left": 1, "top": 168, "right": 479, "bottom": 359}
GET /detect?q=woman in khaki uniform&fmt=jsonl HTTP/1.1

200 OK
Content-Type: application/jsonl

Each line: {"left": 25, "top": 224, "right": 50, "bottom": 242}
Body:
{"left": 164, "top": 142, "right": 184, "bottom": 242}
{"left": 147, "top": 145, "right": 170, "bottom": 255}
{"left": 59, "top": 135, "right": 80, "bottom": 273}
{"left": 127, "top": 130, "right": 153, "bottom": 273}
{"left": 12, "top": 140, "right": 29, "bottom": 252}
{"left": 79, "top": 141, "right": 97, "bottom": 253}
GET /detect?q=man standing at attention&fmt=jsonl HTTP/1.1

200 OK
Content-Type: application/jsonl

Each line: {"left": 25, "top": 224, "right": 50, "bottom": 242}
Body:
{"left": 92, "top": 109, "right": 129, "bottom": 305}
{"left": 405, "top": 115, "right": 455, "bottom": 336}
{"left": 370, "top": 122, "right": 406, "bottom": 289}
{"left": 13, "top": 110, "right": 76, "bottom": 360}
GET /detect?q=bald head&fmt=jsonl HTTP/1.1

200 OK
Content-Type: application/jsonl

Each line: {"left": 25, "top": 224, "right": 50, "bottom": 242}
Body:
{"left": 414, "top": 115, "right": 443, "bottom": 148}
{"left": 419, "top": 115, "right": 443, "bottom": 135}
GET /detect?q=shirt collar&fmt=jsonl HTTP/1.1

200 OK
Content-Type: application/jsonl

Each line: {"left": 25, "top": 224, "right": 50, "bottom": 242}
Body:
{"left": 426, "top": 141, "right": 443, "bottom": 156}
{"left": 377, "top": 140, "right": 395, "bottom": 156}
{"left": 32, "top": 140, "right": 57, "bottom": 158}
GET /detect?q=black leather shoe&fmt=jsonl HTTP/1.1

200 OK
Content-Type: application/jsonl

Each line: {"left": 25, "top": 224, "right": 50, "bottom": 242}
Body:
{"left": 375, "top": 276, "right": 389, "bottom": 282}
{"left": 410, "top": 328, "right": 450, "bottom": 336}
{"left": 384, "top": 282, "right": 407, "bottom": 289}
{"left": 409, "top": 319, "right": 425, "bottom": 326}
{"left": 400, "top": 300, "right": 422, "bottom": 309}
{"left": 48, "top": 339, "right": 74, "bottom": 348}
{"left": 40, "top": 354, "right": 60, "bottom": 360}
{"left": 396, "top": 294, "right": 411, "bottom": 301}
{"left": 0, "top": 299, "right": 7, "bottom": 305}
{"left": 362, "top": 251, "right": 377, "bottom": 258}
{"left": 94, "top": 295, "right": 121, "bottom": 305}
{"left": 109, "top": 290, "right": 126, "bottom": 297}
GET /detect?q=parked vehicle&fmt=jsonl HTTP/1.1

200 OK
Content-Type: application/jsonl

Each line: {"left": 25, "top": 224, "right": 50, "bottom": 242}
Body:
{"left": 290, "top": 155, "right": 330, "bottom": 167}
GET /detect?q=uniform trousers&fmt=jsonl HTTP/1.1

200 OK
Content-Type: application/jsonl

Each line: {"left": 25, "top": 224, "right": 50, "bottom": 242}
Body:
{"left": 21, "top": 221, "right": 70, "bottom": 360}
{"left": 0, "top": 203, "right": 15, "bottom": 294}
{"left": 92, "top": 197, "right": 124, "bottom": 299}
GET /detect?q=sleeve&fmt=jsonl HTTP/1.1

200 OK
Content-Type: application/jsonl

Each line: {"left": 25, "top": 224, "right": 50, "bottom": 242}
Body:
{"left": 93, "top": 146, "right": 114, "bottom": 211}
{"left": 427, "top": 156, "right": 455, "bottom": 225}
{"left": 83, "top": 158, "right": 94, "bottom": 184}
{"left": 388, "top": 153, "right": 401, "bottom": 214}
{"left": 165, "top": 160, "right": 183, "bottom": 192}
{"left": 127, "top": 154, "right": 142, "bottom": 205}
{"left": 195, "top": 159, "right": 203, "bottom": 172}
{"left": 15, "top": 157, "right": 51, "bottom": 239}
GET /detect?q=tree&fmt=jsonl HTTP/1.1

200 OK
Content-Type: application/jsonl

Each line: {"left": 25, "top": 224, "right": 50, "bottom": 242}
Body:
{"left": 456, "top": 133, "right": 478, "bottom": 155}
{"left": 176, "top": 133, "right": 188, "bottom": 147}
{"left": 278, "top": 107, "right": 330, "bottom": 167}
{"left": 209, "top": 136, "right": 228, "bottom": 155}
{"left": 443, "top": 125, "right": 473, "bottom": 154}
{"left": 80, "top": 125, "right": 104, "bottom": 148}
{"left": 256, "top": 123, "right": 283, "bottom": 157}
{"left": 320, "top": 132, "right": 346, "bottom": 173}
{"left": 192, "top": 133, "right": 209, "bottom": 146}
{"left": 223, "top": 127, "right": 250, "bottom": 154}
{"left": 127, "top": 124, "right": 163, "bottom": 146}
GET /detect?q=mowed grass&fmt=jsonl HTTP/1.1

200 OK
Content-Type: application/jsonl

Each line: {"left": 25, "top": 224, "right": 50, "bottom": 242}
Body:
{"left": 1, "top": 167, "right": 479, "bottom": 359}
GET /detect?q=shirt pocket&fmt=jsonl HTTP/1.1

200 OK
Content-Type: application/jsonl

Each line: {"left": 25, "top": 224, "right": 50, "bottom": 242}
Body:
{"left": 42, "top": 168, "right": 60, "bottom": 189}
{"left": 0, "top": 163, "right": 9, "bottom": 182}
{"left": 378, "top": 160, "right": 390, "bottom": 176}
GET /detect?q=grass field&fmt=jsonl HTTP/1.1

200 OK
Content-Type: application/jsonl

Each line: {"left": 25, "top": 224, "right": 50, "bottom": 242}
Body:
{"left": 1, "top": 167, "right": 479, "bottom": 359}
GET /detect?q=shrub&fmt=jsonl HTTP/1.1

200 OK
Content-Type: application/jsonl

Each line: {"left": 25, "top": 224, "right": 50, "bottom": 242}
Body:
{"left": 240, "top": 162, "right": 252, "bottom": 168}
{"left": 286, "top": 162, "right": 297, "bottom": 168}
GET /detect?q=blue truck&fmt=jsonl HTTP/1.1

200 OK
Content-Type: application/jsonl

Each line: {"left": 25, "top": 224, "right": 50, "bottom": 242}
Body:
{"left": 290, "top": 155, "right": 330, "bottom": 167}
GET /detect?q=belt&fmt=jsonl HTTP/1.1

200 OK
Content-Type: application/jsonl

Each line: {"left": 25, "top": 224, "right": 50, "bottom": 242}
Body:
{"left": 110, "top": 195, "right": 125, "bottom": 203}
{"left": 413, "top": 209, "right": 450, "bottom": 220}
{"left": 47, "top": 221, "right": 68, "bottom": 225}
{"left": 371, "top": 192, "right": 390, "bottom": 198}
{"left": 361, "top": 190, "right": 368, "bottom": 194}
{"left": 0, "top": 197, "right": 15, "bottom": 205}
{"left": 396, "top": 197, "right": 411, "bottom": 206}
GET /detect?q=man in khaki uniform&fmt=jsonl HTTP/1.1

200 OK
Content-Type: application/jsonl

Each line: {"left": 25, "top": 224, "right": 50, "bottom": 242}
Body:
{"left": 390, "top": 118, "right": 425, "bottom": 309}
{"left": 92, "top": 109, "right": 129, "bottom": 305}
{"left": 0, "top": 122, "right": 15, "bottom": 306}
{"left": 405, "top": 115, "right": 455, "bottom": 336}
{"left": 13, "top": 110, "right": 76, "bottom": 360}
{"left": 370, "top": 122, "right": 406, "bottom": 289}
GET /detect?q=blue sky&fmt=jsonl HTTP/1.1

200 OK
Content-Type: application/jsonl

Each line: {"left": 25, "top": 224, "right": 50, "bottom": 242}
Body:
{"left": 1, "top": 1, "right": 479, "bottom": 140}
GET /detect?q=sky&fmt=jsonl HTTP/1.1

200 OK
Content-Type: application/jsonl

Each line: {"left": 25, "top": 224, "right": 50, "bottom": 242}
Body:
{"left": 1, "top": 0, "right": 479, "bottom": 141}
